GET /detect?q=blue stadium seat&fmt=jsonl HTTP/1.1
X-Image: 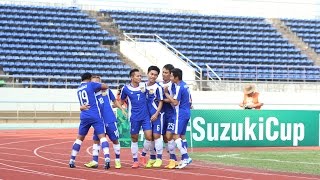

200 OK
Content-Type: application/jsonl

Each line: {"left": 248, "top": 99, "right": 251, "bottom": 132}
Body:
{"left": 107, "top": 10, "right": 320, "bottom": 81}
{"left": 0, "top": 4, "right": 131, "bottom": 88}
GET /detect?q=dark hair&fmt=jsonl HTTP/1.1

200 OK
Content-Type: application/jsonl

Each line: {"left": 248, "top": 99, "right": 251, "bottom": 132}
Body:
{"left": 147, "top": 65, "right": 160, "bottom": 74}
{"left": 129, "top": 69, "right": 139, "bottom": 77}
{"left": 92, "top": 74, "right": 101, "bottom": 79}
{"left": 163, "top": 64, "right": 174, "bottom": 73}
{"left": 118, "top": 84, "right": 124, "bottom": 89}
{"left": 171, "top": 68, "right": 182, "bottom": 80}
{"left": 117, "top": 84, "right": 124, "bottom": 94}
{"left": 81, "top": 72, "right": 92, "bottom": 81}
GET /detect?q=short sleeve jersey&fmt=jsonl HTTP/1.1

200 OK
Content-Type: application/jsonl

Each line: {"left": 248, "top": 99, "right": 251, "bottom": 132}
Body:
{"left": 173, "top": 80, "right": 191, "bottom": 118}
{"left": 77, "top": 81, "right": 102, "bottom": 120}
{"left": 146, "top": 82, "right": 163, "bottom": 115}
{"left": 120, "top": 82, "right": 149, "bottom": 121}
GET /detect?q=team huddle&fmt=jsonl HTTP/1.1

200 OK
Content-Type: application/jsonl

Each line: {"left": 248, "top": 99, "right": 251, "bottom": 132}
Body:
{"left": 69, "top": 64, "right": 192, "bottom": 169}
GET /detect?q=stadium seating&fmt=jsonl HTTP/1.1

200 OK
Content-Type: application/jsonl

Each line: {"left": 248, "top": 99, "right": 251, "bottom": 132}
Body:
{"left": 0, "top": 4, "right": 131, "bottom": 88}
{"left": 103, "top": 10, "right": 320, "bottom": 81}
{"left": 283, "top": 19, "right": 320, "bottom": 53}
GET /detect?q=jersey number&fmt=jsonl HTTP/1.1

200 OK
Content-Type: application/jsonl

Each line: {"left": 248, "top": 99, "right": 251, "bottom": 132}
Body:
{"left": 78, "top": 90, "right": 89, "bottom": 106}
{"left": 168, "top": 123, "right": 174, "bottom": 130}
{"left": 137, "top": 94, "right": 140, "bottom": 100}
{"left": 98, "top": 97, "right": 104, "bottom": 104}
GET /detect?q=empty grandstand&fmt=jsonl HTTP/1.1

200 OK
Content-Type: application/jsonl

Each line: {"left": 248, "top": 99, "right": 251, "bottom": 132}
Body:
{"left": 284, "top": 18, "right": 320, "bottom": 54}
{"left": 0, "top": 4, "right": 131, "bottom": 88}
{"left": 103, "top": 9, "right": 320, "bottom": 82}
{"left": 0, "top": 2, "right": 319, "bottom": 90}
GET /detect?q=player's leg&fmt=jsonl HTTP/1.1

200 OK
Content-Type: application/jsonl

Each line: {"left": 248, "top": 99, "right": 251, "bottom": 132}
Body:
{"left": 162, "top": 113, "right": 169, "bottom": 154}
{"left": 180, "top": 135, "right": 192, "bottom": 164}
{"left": 84, "top": 134, "right": 100, "bottom": 168}
{"left": 180, "top": 134, "right": 192, "bottom": 164}
{"left": 165, "top": 131, "right": 178, "bottom": 168}
{"left": 151, "top": 113, "right": 164, "bottom": 168}
{"left": 180, "top": 135, "right": 188, "bottom": 148}
{"left": 145, "top": 136, "right": 156, "bottom": 168}
{"left": 162, "top": 113, "right": 176, "bottom": 160}
{"left": 139, "top": 136, "right": 149, "bottom": 166}
{"left": 141, "top": 118, "right": 153, "bottom": 167}
{"left": 178, "top": 120, "right": 192, "bottom": 164}
{"left": 93, "top": 120, "right": 111, "bottom": 170}
{"left": 130, "top": 120, "right": 142, "bottom": 168}
{"left": 69, "top": 120, "right": 89, "bottom": 168}
{"left": 173, "top": 118, "right": 190, "bottom": 169}
{"left": 107, "top": 122, "right": 121, "bottom": 169}
{"left": 165, "top": 120, "right": 178, "bottom": 169}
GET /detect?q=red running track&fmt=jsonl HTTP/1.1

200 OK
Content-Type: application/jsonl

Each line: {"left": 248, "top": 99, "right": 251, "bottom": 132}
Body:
{"left": 0, "top": 129, "right": 319, "bottom": 180}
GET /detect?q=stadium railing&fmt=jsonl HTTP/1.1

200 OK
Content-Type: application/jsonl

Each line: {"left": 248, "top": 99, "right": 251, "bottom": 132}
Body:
{"left": 0, "top": 74, "right": 128, "bottom": 89}
{"left": 1, "top": 74, "right": 320, "bottom": 93}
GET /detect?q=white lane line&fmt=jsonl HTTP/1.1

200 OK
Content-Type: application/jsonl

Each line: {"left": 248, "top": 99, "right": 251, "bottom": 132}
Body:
{"left": 34, "top": 141, "right": 169, "bottom": 180}
{"left": 0, "top": 163, "right": 86, "bottom": 180}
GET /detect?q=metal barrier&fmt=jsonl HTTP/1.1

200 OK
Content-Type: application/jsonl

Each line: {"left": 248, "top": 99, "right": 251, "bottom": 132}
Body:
{"left": 0, "top": 101, "right": 79, "bottom": 122}
{"left": 0, "top": 75, "right": 129, "bottom": 89}
{"left": 1, "top": 74, "right": 320, "bottom": 92}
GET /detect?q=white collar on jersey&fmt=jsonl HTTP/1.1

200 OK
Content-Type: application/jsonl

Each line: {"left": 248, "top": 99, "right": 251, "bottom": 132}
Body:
{"left": 127, "top": 82, "right": 146, "bottom": 91}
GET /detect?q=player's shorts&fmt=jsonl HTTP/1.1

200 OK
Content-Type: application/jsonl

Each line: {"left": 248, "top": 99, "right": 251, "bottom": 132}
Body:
{"left": 170, "top": 116, "right": 190, "bottom": 135}
{"left": 162, "top": 112, "right": 174, "bottom": 135}
{"left": 152, "top": 113, "right": 164, "bottom": 135}
{"left": 130, "top": 118, "right": 152, "bottom": 135}
{"left": 93, "top": 122, "right": 119, "bottom": 142}
{"left": 78, "top": 116, "right": 105, "bottom": 136}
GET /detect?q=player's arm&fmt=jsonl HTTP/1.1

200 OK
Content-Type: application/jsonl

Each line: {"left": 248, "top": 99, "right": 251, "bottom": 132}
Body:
{"left": 80, "top": 104, "right": 90, "bottom": 111}
{"left": 151, "top": 100, "right": 163, "bottom": 121}
{"left": 91, "top": 82, "right": 108, "bottom": 91}
{"left": 151, "top": 87, "right": 164, "bottom": 121}
{"left": 119, "top": 86, "right": 128, "bottom": 106}
{"left": 100, "top": 83, "right": 108, "bottom": 90}
{"left": 164, "top": 85, "right": 179, "bottom": 106}
{"left": 157, "top": 86, "right": 164, "bottom": 111}
{"left": 162, "top": 85, "right": 171, "bottom": 103}
{"left": 113, "top": 100, "right": 127, "bottom": 117}
{"left": 108, "top": 89, "right": 127, "bottom": 113}
{"left": 165, "top": 94, "right": 178, "bottom": 106}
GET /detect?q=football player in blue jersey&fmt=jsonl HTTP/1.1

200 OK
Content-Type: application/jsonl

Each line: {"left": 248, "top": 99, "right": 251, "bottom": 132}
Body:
{"left": 139, "top": 66, "right": 164, "bottom": 168}
{"left": 164, "top": 68, "right": 192, "bottom": 169}
{"left": 69, "top": 72, "right": 111, "bottom": 169}
{"left": 120, "top": 69, "right": 153, "bottom": 168}
{"left": 159, "top": 64, "right": 179, "bottom": 168}
{"left": 82, "top": 75, "right": 126, "bottom": 169}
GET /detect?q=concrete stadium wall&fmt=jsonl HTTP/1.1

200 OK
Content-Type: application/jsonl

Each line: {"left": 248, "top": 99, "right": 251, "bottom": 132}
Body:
{"left": 120, "top": 41, "right": 195, "bottom": 82}
{"left": 0, "top": 88, "right": 319, "bottom": 111}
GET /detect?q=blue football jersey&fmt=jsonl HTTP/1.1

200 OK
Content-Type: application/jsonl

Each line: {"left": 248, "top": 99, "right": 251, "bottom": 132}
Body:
{"left": 120, "top": 82, "right": 149, "bottom": 121}
{"left": 146, "top": 82, "right": 163, "bottom": 116}
{"left": 173, "top": 80, "right": 191, "bottom": 118}
{"left": 77, "top": 82, "right": 102, "bottom": 120}
{"left": 95, "top": 90, "right": 104, "bottom": 111}
{"left": 101, "top": 89, "right": 117, "bottom": 123}
{"left": 159, "top": 81, "right": 175, "bottom": 116}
